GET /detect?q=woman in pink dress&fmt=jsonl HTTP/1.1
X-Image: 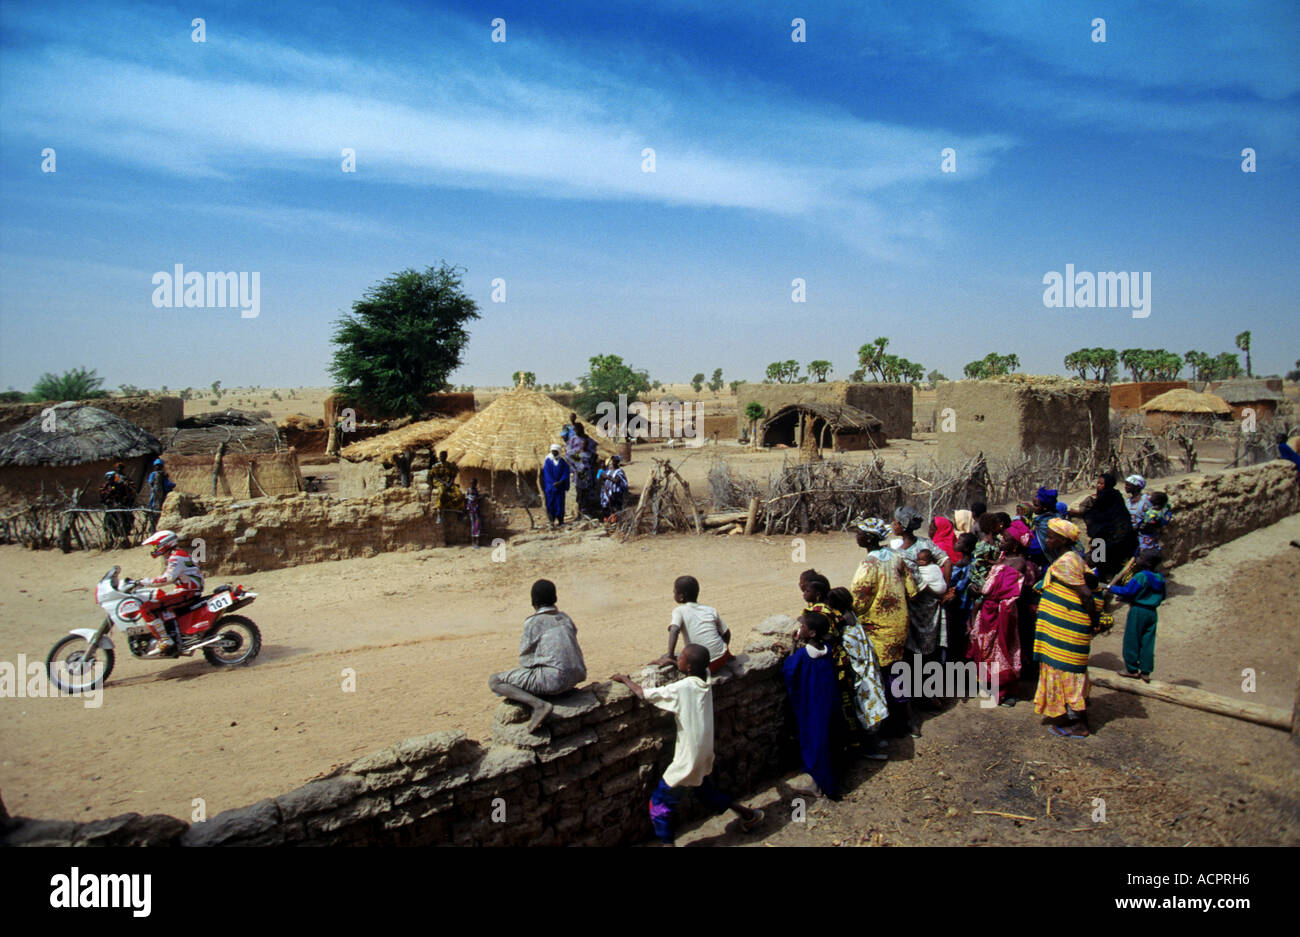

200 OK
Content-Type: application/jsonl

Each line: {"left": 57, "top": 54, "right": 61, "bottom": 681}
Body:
{"left": 966, "top": 537, "right": 1034, "bottom": 705}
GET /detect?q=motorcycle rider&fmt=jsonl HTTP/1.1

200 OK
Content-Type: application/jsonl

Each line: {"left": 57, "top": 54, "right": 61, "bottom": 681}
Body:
{"left": 133, "top": 530, "right": 204, "bottom": 655}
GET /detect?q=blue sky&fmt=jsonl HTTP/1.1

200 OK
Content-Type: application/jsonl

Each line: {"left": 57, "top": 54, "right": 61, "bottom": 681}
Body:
{"left": 1, "top": 0, "right": 1296, "bottom": 393}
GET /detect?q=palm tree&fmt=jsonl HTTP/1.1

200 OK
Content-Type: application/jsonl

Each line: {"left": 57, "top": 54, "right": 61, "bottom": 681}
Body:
{"left": 1235, "top": 331, "right": 1252, "bottom": 377}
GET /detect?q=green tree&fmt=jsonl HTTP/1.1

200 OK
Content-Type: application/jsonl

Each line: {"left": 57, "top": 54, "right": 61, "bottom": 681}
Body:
{"left": 708, "top": 368, "right": 724, "bottom": 393}
{"left": 765, "top": 360, "right": 800, "bottom": 383}
{"left": 28, "top": 367, "right": 110, "bottom": 402}
{"left": 963, "top": 352, "right": 1018, "bottom": 379}
{"left": 926, "top": 368, "right": 948, "bottom": 384}
{"left": 1064, "top": 350, "right": 1088, "bottom": 380}
{"left": 744, "top": 401, "right": 765, "bottom": 442}
{"left": 511, "top": 371, "right": 537, "bottom": 388}
{"left": 1210, "top": 351, "right": 1241, "bottom": 380}
{"left": 329, "top": 263, "right": 480, "bottom": 418}
{"left": 807, "top": 360, "right": 833, "bottom": 382}
{"left": 857, "top": 337, "right": 889, "bottom": 381}
{"left": 691, "top": 372, "right": 706, "bottom": 393}
{"left": 1235, "top": 331, "right": 1252, "bottom": 377}
{"left": 728, "top": 379, "right": 741, "bottom": 395}
{"left": 573, "top": 354, "right": 650, "bottom": 418}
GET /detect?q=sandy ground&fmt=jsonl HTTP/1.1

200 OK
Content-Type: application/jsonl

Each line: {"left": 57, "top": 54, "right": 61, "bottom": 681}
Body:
{"left": 2, "top": 501, "right": 1298, "bottom": 838}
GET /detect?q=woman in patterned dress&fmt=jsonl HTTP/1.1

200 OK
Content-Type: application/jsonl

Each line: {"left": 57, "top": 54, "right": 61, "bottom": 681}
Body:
{"left": 1033, "top": 519, "right": 1102, "bottom": 737}
{"left": 849, "top": 519, "right": 918, "bottom": 737}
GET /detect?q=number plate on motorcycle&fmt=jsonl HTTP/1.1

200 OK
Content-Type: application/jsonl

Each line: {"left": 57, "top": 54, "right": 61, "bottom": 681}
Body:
{"left": 207, "top": 593, "right": 234, "bottom": 612}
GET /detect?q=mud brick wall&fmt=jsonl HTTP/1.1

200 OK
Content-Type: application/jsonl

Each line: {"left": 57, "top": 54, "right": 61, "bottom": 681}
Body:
{"left": 1109, "top": 381, "right": 1189, "bottom": 412}
{"left": 936, "top": 380, "right": 1109, "bottom": 463}
{"left": 0, "top": 617, "right": 799, "bottom": 847}
{"left": 1156, "top": 460, "right": 1300, "bottom": 568}
{"left": 735, "top": 382, "right": 913, "bottom": 440}
{"left": 156, "top": 487, "right": 495, "bottom": 574}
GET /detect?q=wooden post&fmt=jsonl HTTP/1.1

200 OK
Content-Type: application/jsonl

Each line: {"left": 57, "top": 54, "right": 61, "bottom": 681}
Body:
{"left": 210, "top": 440, "right": 226, "bottom": 497}
{"left": 743, "top": 496, "right": 760, "bottom": 536}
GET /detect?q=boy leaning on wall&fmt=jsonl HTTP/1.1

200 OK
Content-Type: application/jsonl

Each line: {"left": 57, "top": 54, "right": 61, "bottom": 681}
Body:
{"left": 611, "top": 644, "right": 764, "bottom": 845}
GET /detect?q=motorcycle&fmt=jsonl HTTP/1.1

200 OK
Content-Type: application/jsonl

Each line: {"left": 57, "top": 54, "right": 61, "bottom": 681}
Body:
{"left": 46, "top": 566, "right": 261, "bottom": 693}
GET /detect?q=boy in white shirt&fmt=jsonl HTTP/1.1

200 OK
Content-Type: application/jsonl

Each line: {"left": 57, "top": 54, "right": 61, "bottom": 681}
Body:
{"left": 612, "top": 644, "right": 763, "bottom": 844}
{"left": 656, "top": 575, "right": 733, "bottom": 674}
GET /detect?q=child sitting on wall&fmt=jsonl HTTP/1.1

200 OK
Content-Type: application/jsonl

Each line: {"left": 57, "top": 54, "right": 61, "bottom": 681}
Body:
{"left": 611, "top": 645, "right": 764, "bottom": 845}
{"left": 488, "top": 579, "right": 587, "bottom": 732}
{"left": 655, "top": 575, "right": 733, "bottom": 674}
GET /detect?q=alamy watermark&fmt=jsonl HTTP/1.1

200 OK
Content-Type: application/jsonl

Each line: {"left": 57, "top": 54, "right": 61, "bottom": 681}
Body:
{"left": 1043, "top": 264, "right": 1150, "bottom": 318}
{"left": 594, "top": 394, "right": 702, "bottom": 447}
{"left": 151, "top": 265, "right": 260, "bottom": 318}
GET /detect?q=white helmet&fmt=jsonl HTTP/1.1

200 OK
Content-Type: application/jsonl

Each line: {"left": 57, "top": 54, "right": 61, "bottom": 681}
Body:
{"left": 143, "top": 530, "right": 178, "bottom": 558}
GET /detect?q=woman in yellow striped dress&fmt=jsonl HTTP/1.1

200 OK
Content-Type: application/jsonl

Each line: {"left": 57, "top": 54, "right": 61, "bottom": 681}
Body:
{"left": 1032, "top": 519, "right": 1100, "bottom": 737}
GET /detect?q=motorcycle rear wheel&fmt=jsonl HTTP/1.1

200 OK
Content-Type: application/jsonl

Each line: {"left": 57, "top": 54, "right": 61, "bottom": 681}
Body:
{"left": 202, "top": 615, "right": 262, "bottom": 667}
{"left": 47, "top": 631, "right": 115, "bottom": 693}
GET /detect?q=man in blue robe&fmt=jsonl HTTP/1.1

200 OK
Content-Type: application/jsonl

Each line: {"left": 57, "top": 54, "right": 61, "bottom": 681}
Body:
{"left": 541, "top": 444, "right": 570, "bottom": 529}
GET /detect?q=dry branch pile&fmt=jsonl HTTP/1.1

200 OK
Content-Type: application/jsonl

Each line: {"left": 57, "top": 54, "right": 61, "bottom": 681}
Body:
{"left": 0, "top": 493, "right": 154, "bottom": 551}
{"left": 618, "top": 458, "right": 702, "bottom": 538}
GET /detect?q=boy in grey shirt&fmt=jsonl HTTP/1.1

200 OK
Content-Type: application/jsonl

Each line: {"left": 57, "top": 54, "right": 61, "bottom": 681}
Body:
{"left": 489, "top": 579, "right": 587, "bottom": 732}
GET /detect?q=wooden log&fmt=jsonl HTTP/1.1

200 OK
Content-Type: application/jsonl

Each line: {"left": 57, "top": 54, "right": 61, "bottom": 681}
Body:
{"left": 701, "top": 510, "right": 748, "bottom": 528}
{"left": 1089, "top": 668, "right": 1291, "bottom": 731}
{"left": 743, "top": 496, "right": 760, "bottom": 536}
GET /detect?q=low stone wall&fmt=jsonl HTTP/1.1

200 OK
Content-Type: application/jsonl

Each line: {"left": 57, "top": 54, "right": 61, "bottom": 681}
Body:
{"left": 0, "top": 619, "right": 798, "bottom": 847}
{"left": 1157, "top": 460, "right": 1299, "bottom": 567}
{"left": 0, "top": 396, "right": 182, "bottom": 436}
{"left": 157, "top": 488, "right": 488, "bottom": 574}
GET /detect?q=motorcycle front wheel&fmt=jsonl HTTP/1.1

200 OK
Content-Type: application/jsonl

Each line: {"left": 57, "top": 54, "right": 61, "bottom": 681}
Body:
{"left": 202, "top": 615, "right": 262, "bottom": 667}
{"left": 47, "top": 632, "right": 115, "bottom": 693}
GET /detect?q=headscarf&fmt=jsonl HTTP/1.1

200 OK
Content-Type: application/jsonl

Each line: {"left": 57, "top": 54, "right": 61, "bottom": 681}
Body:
{"left": 854, "top": 516, "right": 890, "bottom": 539}
{"left": 1005, "top": 518, "right": 1032, "bottom": 546}
{"left": 1047, "top": 517, "right": 1080, "bottom": 541}
{"left": 953, "top": 509, "right": 973, "bottom": 534}
{"left": 932, "top": 516, "right": 955, "bottom": 557}
{"left": 1036, "top": 486, "right": 1059, "bottom": 507}
{"left": 894, "top": 505, "right": 923, "bottom": 533}
{"left": 1125, "top": 474, "right": 1146, "bottom": 490}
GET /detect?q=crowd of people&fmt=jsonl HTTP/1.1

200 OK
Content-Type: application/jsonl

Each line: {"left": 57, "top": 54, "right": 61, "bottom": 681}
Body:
{"left": 483, "top": 471, "right": 1184, "bottom": 837}
{"left": 544, "top": 414, "right": 628, "bottom": 528}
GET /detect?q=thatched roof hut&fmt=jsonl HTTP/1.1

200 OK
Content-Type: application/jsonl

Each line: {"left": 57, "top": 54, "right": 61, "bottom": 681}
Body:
{"left": 340, "top": 414, "right": 471, "bottom": 463}
{"left": 0, "top": 403, "right": 162, "bottom": 507}
{"left": 1141, "top": 388, "right": 1231, "bottom": 431}
{"left": 1210, "top": 380, "right": 1285, "bottom": 422}
{"left": 161, "top": 409, "right": 281, "bottom": 456}
{"left": 437, "top": 385, "right": 616, "bottom": 501}
{"left": 761, "top": 403, "right": 885, "bottom": 451}
{"left": 1140, "top": 389, "right": 1231, "bottom": 415}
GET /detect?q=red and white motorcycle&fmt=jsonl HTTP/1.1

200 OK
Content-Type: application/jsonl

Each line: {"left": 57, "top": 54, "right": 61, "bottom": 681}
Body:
{"left": 46, "top": 566, "right": 261, "bottom": 693}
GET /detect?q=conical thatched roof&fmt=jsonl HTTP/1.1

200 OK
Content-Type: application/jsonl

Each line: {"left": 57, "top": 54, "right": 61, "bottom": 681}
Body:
{"left": 340, "top": 413, "right": 472, "bottom": 463}
{"left": 0, "top": 402, "right": 161, "bottom": 467}
{"left": 1140, "top": 389, "right": 1231, "bottom": 415}
{"left": 438, "top": 386, "right": 615, "bottom": 473}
